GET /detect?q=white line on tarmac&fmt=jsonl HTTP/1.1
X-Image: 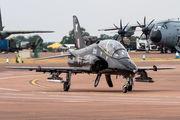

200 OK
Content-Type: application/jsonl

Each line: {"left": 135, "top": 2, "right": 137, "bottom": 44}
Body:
{"left": 5, "top": 93, "right": 34, "bottom": 96}
{"left": 49, "top": 95, "right": 90, "bottom": 98}
{"left": 0, "top": 74, "right": 13, "bottom": 76}
{"left": 58, "top": 93, "right": 82, "bottom": 95}
{"left": 93, "top": 94, "right": 172, "bottom": 98}
{"left": 110, "top": 97, "right": 161, "bottom": 101}
{"left": 38, "top": 92, "right": 47, "bottom": 93}
{"left": 0, "top": 96, "right": 180, "bottom": 104}
{"left": 0, "top": 74, "right": 46, "bottom": 80}
{"left": 0, "top": 88, "right": 20, "bottom": 91}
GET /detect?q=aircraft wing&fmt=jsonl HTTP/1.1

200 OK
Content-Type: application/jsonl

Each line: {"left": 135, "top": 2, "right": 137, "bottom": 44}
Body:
{"left": 5, "top": 31, "right": 54, "bottom": 34}
{"left": 6, "top": 66, "right": 91, "bottom": 73}
{"left": 98, "top": 25, "right": 139, "bottom": 31}
{"left": 34, "top": 54, "right": 72, "bottom": 60}
{"left": 98, "top": 28, "right": 118, "bottom": 31}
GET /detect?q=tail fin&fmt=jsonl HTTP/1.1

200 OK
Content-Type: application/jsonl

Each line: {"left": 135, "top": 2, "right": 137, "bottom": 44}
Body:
{"left": 73, "top": 15, "right": 86, "bottom": 49}
{"left": 0, "top": 8, "right": 3, "bottom": 31}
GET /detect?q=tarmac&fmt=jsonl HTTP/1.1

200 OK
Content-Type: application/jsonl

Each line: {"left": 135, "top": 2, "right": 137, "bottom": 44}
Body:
{"left": 0, "top": 52, "right": 180, "bottom": 119}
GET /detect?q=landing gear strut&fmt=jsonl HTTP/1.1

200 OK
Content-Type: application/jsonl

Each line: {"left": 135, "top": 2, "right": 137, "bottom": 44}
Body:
{"left": 94, "top": 73, "right": 102, "bottom": 87}
{"left": 122, "top": 77, "right": 134, "bottom": 93}
{"left": 161, "top": 47, "right": 168, "bottom": 53}
{"left": 63, "top": 71, "right": 71, "bottom": 91}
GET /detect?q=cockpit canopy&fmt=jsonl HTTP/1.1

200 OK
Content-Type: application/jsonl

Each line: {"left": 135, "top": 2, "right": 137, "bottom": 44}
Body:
{"left": 98, "top": 40, "right": 130, "bottom": 59}
{"left": 153, "top": 24, "right": 168, "bottom": 30}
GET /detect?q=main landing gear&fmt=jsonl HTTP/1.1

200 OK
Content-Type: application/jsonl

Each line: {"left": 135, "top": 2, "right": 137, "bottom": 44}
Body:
{"left": 63, "top": 71, "right": 71, "bottom": 91}
{"left": 122, "top": 77, "right": 133, "bottom": 93}
{"left": 160, "top": 47, "right": 168, "bottom": 53}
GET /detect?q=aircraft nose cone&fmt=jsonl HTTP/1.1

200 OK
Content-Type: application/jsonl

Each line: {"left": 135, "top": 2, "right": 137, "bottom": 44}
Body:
{"left": 120, "top": 59, "right": 137, "bottom": 72}
{"left": 150, "top": 30, "right": 162, "bottom": 43}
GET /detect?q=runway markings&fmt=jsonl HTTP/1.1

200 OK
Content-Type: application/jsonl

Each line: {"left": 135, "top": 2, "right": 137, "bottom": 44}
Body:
{"left": 30, "top": 79, "right": 50, "bottom": 89}
{"left": 93, "top": 93, "right": 177, "bottom": 98}
{"left": 0, "top": 96, "right": 180, "bottom": 104}
{"left": 30, "top": 79, "right": 61, "bottom": 90}
{"left": 109, "top": 97, "right": 161, "bottom": 100}
{"left": 0, "top": 74, "right": 13, "bottom": 76}
{"left": 0, "top": 75, "right": 45, "bottom": 80}
{"left": 49, "top": 95, "right": 90, "bottom": 98}
{"left": 5, "top": 93, "right": 34, "bottom": 96}
{"left": 0, "top": 87, "right": 20, "bottom": 91}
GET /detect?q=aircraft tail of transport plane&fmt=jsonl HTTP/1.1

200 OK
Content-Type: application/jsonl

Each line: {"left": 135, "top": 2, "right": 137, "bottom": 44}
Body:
{"left": 73, "top": 16, "right": 86, "bottom": 49}
{"left": 6, "top": 15, "right": 176, "bottom": 93}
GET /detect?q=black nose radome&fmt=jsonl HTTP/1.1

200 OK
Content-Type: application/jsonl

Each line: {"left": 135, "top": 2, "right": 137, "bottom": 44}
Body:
{"left": 150, "top": 30, "right": 162, "bottom": 43}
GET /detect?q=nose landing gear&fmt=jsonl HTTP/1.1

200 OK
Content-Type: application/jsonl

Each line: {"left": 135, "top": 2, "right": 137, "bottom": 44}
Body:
{"left": 122, "top": 77, "right": 134, "bottom": 93}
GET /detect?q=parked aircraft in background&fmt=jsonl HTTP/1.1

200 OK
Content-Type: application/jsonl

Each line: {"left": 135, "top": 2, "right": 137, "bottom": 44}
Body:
{"left": 150, "top": 18, "right": 180, "bottom": 53}
{"left": 0, "top": 8, "right": 53, "bottom": 41}
{"left": 98, "top": 19, "right": 138, "bottom": 45}
{"left": 7, "top": 16, "right": 175, "bottom": 93}
{"left": 99, "top": 17, "right": 180, "bottom": 53}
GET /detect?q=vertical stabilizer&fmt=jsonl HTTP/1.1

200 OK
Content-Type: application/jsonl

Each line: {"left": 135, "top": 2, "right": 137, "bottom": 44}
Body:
{"left": 0, "top": 8, "right": 3, "bottom": 31}
{"left": 73, "top": 16, "right": 86, "bottom": 49}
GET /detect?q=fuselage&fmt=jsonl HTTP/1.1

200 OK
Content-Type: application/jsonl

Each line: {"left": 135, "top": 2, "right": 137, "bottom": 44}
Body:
{"left": 150, "top": 21, "right": 180, "bottom": 50}
{"left": 67, "top": 40, "right": 137, "bottom": 76}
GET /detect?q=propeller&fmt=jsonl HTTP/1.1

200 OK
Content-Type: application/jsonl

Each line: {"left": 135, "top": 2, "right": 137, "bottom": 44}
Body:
{"left": 137, "top": 16, "right": 155, "bottom": 40}
{"left": 113, "top": 19, "right": 129, "bottom": 45}
{"left": 137, "top": 17, "right": 154, "bottom": 51}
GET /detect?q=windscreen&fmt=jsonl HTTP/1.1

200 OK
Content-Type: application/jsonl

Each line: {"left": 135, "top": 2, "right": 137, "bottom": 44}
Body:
{"left": 98, "top": 40, "right": 129, "bottom": 59}
{"left": 112, "top": 49, "right": 130, "bottom": 59}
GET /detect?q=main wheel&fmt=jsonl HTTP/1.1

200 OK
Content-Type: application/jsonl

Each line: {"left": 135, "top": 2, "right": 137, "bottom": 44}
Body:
{"left": 128, "top": 85, "right": 132, "bottom": 91}
{"left": 63, "top": 82, "right": 70, "bottom": 91}
{"left": 122, "top": 85, "right": 128, "bottom": 93}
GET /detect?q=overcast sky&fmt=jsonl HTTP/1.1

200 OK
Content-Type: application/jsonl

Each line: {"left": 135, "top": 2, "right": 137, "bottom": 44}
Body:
{"left": 0, "top": 0, "right": 180, "bottom": 42}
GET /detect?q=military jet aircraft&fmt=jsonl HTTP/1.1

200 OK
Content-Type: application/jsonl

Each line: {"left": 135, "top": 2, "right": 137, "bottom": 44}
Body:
{"left": 150, "top": 18, "right": 180, "bottom": 53}
{"left": 6, "top": 16, "right": 175, "bottom": 93}
{"left": 0, "top": 9, "right": 53, "bottom": 40}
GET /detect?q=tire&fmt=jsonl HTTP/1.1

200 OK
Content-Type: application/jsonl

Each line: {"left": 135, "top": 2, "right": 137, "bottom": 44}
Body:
{"left": 122, "top": 85, "right": 127, "bottom": 93}
{"left": 128, "top": 85, "right": 132, "bottom": 91}
{"left": 63, "top": 82, "right": 70, "bottom": 91}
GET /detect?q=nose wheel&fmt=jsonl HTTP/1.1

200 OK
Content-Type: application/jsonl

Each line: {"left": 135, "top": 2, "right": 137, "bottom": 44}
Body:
{"left": 122, "top": 78, "right": 133, "bottom": 93}
{"left": 122, "top": 85, "right": 128, "bottom": 93}
{"left": 128, "top": 85, "right": 132, "bottom": 91}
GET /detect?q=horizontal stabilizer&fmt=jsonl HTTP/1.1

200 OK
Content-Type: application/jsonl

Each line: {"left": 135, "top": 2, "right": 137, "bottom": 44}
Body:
{"left": 33, "top": 54, "right": 71, "bottom": 60}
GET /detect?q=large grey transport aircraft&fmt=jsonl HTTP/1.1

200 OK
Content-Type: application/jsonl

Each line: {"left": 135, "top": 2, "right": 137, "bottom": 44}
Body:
{"left": 100, "top": 17, "right": 180, "bottom": 53}
{"left": 150, "top": 18, "right": 180, "bottom": 53}
{"left": 7, "top": 16, "right": 175, "bottom": 93}
{"left": 0, "top": 9, "right": 53, "bottom": 40}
